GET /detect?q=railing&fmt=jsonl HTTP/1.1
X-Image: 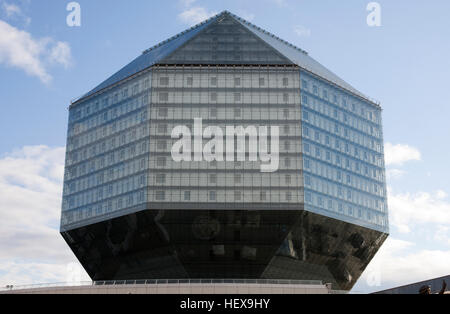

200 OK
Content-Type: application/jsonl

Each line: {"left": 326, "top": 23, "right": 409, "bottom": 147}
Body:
{"left": 1, "top": 279, "right": 323, "bottom": 292}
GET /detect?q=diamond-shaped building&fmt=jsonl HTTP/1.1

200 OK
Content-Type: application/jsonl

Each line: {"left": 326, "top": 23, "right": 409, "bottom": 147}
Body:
{"left": 60, "top": 11, "right": 389, "bottom": 291}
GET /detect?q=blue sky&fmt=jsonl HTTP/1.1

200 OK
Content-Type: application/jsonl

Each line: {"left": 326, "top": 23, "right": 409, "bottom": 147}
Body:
{"left": 0, "top": 0, "right": 449, "bottom": 293}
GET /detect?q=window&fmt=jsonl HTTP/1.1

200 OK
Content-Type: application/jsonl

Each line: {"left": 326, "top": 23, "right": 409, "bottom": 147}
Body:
{"left": 304, "top": 159, "right": 310, "bottom": 169}
{"left": 184, "top": 191, "right": 191, "bottom": 201}
{"left": 315, "top": 147, "right": 321, "bottom": 158}
{"left": 283, "top": 109, "right": 289, "bottom": 118}
{"left": 158, "top": 124, "right": 167, "bottom": 134}
{"left": 209, "top": 174, "right": 217, "bottom": 184}
{"left": 285, "top": 175, "right": 292, "bottom": 185}
{"left": 159, "top": 92, "right": 168, "bottom": 102}
{"left": 157, "top": 157, "right": 166, "bottom": 167}
{"left": 234, "top": 108, "right": 241, "bottom": 118}
{"left": 209, "top": 191, "right": 216, "bottom": 201}
{"left": 283, "top": 93, "right": 289, "bottom": 102}
{"left": 187, "top": 77, "right": 193, "bottom": 86}
{"left": 157, "top": 140, "right": 167, "bottom": 150}
{"left": 234, "top": 191, "right": 242, "bottom": 201}
{"left": 284, "top": 125, "right": 290, "bottom": 134}
{"left": 234, "top": 93, "right": 241, "bottom": 102}
{"left": 210, "top": 108, "right": 217, "bottom": 117}
{"left": 259, "top": 78, "right": 265, "bottom": 86}
{"left": 302, "top": 79, "right": 308, "bottom": 89}
{"left": 155, "top": 191, "right": 165, "bottom": 201}
{"left": 158, "top": 108, "right": 168, "bottom": 117}
{"left": 306, "top": 192, "right": 312, "bottom": 202}
{"left": 303, "top": 111, "right": 309, "bottom": 121}
{"left": 211, "top": 77, "right": 217, "bottom": 86}
{"left": 211, "top": 92, "right": 217, "bottom": 102}
{"left": 315, "top": 131, "right": 320, "bottom": 141}
{"left": 305, "top": 175, "right": 311, "bottom": 186}
{"left": 302, "top": 95, "right": 308, "bottom": 105}
{"left": 328, "top": 199, "right": 333, "bottom": 210}
{"left": 260, "top": 191, "right": 267, "bottom": 201}
{"left": 304, "top": 127, "right": 310, "bottom": 137}
{"left": 304, "top": 143, "right": 310, "bottom": 153}
{"left": 285, "top": 158, "right": 291, "bottom": 167}
{"left": 283, "top": 78, "right": 289, "bottom": 87}
{"left": 234, "top": 174, "right": 242, "bottom": 184}
{"left": 284, "top": 141, "right": 291, "bottom": 151}
{"left": 160, "top": 77, "right": 169, "bottom": 86}
{"left": 286, "top": 192, "right": 292, "bottom": 201}
{"left": 234, "top": 78, "right": 241, "bottom": 86}
{"left": 156, "top": 174, "right": 166, "bottom": 184}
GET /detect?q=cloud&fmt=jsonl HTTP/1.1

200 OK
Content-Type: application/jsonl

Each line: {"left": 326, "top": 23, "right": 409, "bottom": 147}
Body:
{"left": 384, "top": 143, "right": 421, "bottom": 166}
{"left": 388, "top": 188, "right": 450, "bottom": 234}
{"left": 0, "top": 20, "right": 72, "bottom": 84}
{"left": 178, "top": 7, "right": 218, "bottom": 26}
{"left": 1, "top": 1, "right": 31, "bottom": 26}
{"left": 3, "top": 2, "right": 20, "bottom": 17}
{"left": 294, "top": 25, "right": 311, "bottom": 37}
{"left": 49, "top": 41, "right": 72, "bottom": 68}
{"left": 357, "top": 238, "right": 450, "bottom": 292}
{"left": 0, "top": 146, "right": 90, "bottom": 287}
{"left": 238, "top": 11, "right": 255, "bottom": 22}
{"left": 386, "top": 168, "right": 406, "bottom": 180}
{"left": 179, "top": 0, "right": 197, "bottom": 7}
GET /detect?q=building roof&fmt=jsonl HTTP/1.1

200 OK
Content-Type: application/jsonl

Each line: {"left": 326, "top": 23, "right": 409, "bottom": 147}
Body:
{"left": 74, "top": 11, "right": 376, "bottom": 105}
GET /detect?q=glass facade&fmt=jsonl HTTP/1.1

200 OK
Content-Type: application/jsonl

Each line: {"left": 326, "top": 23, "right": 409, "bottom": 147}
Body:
{"left": 61, "top": 70, "right": 153, "bottom": 228}
{"left": 60, "top": 11, "right": 388, "bottom": 291}
{"left": 300, "top": 71, "right": 388, "bottom": 233}
{"left": 147, "top": 66, "right": 303, "bottom": 209}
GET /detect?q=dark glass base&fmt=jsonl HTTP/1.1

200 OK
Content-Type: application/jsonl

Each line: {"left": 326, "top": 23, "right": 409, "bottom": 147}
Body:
{"left": 61, "top": 209, "right": 387, "bottom": 291}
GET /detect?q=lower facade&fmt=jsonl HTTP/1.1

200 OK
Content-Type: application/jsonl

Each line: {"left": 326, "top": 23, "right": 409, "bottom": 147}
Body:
{"left": 61, "top": 209, "right": 387, "bottom": 291}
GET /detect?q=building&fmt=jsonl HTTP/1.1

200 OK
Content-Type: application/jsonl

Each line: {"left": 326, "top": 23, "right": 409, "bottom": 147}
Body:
{"left": 374, "top": 275, "right": 450, "bottom": 294}
{"left": 60, "top": 11, "right": 389, "bottom": 291}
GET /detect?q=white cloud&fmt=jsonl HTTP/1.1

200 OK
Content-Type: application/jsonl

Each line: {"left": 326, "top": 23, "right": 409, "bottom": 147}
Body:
{"left": 179, "top": 0, "right": 197, "bottom": 8}
{"left": 49, "top": 41, "right": 72, "bottom": 68}
{"left": 386, "top": 168, "right": 406, "bottom": 180}
{"left": 239, "top": 11, "right": 255, "bottom": 22}
{"left": 0, "top": 146, "right": 90, "bottom": 287}
{"left": 358, "top": 238, "right": 450, "bottom": 291}
{"left": 294, "top": 25, "right": 311, "bottom": 37}
{"left": 388, "top": 188, "right": 450, "bottom": 234}
{"left": 384, "top": 143, "right": 421, "bottom": 166}
{"left": 1, "top": 1, "right": 31, "bottom": 26}
{"left": 178, "top": 7, "right": 218, "bottom": 26}
{"left": 3, "top": 2, "right": 20, "bottom": 17}
{"left": 0, "top": 20, "right": 72, "bottom": 84}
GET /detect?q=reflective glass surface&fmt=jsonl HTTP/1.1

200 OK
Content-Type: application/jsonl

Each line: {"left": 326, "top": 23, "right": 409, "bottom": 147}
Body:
{"left": 147, "top": 66, "right": 303, "bottom": 208}
{"left": 300, "top": 71, "right": 388, "bottom": 233}
{"left": 161, "top": 15, "right": 292, "bottom": 65}
{"left": 62, "top": 209, "right": 387, "bottom": 290}
{"left": 61, "top": 71, "right": 153, "bottom": 230}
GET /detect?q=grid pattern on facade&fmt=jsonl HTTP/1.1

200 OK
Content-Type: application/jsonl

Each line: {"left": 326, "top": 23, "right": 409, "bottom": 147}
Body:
{"left": 148, "top": 66, "right": 303, "bottom": 207}
{"left": 161, "top": 15, "right": 292, "bottom": 65}
{"left": 61, "top": 72, "right": 153, "bottom": 228}
{"left": 299, "top": 71, "right": 388, "bottom": 232}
